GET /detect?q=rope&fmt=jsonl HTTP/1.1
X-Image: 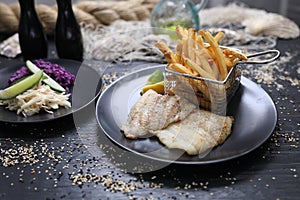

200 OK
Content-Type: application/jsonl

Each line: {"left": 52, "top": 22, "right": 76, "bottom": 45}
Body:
{"left": 0, "top": 0, "right": 159, "bottom": 35}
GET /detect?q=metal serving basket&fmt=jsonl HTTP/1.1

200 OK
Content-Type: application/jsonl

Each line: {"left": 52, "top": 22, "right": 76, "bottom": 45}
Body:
{"left": 164, "top": 49, "right": 280, "bottom": 114}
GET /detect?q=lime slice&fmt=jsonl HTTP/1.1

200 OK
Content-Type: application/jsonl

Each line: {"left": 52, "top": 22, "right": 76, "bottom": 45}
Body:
{"left": 147, "top": 69, "right": 164, "bottom": 84}
{"left": 0, "top": 70, "right": 43, "bottom": 100}
{"left": 26, "top": 60, "right": 66, "bottom": 92}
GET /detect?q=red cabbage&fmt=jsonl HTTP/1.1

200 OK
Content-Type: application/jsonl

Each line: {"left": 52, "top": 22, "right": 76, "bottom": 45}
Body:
{"left": 8, "top": 59, "right": 75, "bottom": 93}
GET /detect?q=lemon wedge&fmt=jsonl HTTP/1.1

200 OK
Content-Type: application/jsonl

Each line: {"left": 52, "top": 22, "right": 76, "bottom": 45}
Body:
{"left": 141, "top": 81, "right": 164, "bottom": 95}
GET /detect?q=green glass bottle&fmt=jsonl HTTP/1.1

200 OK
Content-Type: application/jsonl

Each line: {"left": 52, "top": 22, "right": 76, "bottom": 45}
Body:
{"left": 150, "top": 0, "right": 208, "bottom": 36}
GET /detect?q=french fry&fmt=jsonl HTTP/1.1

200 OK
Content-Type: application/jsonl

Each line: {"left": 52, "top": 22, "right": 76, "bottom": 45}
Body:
{"left": 194, "top": 34, "right": 218, "bottom": 79}
{"left": 223, "top": 48, "right": 248, "bottom": 61}
{"left": 196, "top": 34, "right": 204, "bottom": 47}
{"left": 210, "top": 61, "right": 221, "bottom": 80}
{"left": 203, "top": 46, "right": 221, "bottom": 80}
{"left": 176, "top": 40, "right": 183, "bottom": 56}
{"left": 179, "top": 56, "right": 199, "bottom": 76}
{"left": 187, "top": 28, "right": 197, "bottom": 61}
{"left": 214, "top": 32, "right": 225, "bottom": 43}
{"left": 155, "top": 41, "right": 178, "bottom": 63}
{"left": 195, "top": 50, "right": 215, "bottom": 78}
{"left": 168, "top": 63, "right": 194, "bottom": 75}
{"left": 176, "top": 25, "right": 188, "bottom": 39}
{"left": 225, "top": 57, "right": 234, "bottom": 71}
{"left": 181, "top": 37, "right": 188, "bottom": 58}
{"left": 184, "top": 57, "right": 216, "bottom": 80}
{"left": 199, "top": 30, "right": 228, "bottom": 80}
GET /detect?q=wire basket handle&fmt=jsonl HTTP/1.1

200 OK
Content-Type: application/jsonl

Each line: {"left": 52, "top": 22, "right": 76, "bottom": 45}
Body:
{"left": 237, "top": 49, "right": 280, "bottom": 64}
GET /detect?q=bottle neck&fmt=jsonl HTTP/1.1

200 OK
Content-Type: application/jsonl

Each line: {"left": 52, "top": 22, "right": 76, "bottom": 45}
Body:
{"left": 56, "top": 0, "right": 77, "bottom": 20}
{"left": 193, "top": 0, "right": 208, "bottom": 12}
{"left": 56, "top": 0, "right": 73, "bottom": 10}
{"left": 19, "top": 0, "right": 35, "bottom": 11}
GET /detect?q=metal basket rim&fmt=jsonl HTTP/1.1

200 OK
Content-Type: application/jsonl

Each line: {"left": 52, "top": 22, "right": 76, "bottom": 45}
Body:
{"left": 165, "top": 65, "right": 237, "bottom": 85}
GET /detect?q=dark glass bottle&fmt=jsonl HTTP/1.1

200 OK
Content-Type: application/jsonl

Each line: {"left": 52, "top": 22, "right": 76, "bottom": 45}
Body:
{"left": 18, "top": 0, "right": 48, "bottom": 60}
{"left": 55, "top": 0, "right": 83, "bottom": 61}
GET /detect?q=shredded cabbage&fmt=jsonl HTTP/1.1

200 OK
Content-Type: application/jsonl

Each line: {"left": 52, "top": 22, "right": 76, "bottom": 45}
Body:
{"left": 0, "top": 81, "right": 71, "bottom": 117}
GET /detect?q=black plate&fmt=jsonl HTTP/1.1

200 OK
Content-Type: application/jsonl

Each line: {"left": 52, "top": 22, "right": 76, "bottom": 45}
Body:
{"left": 96, "top": 65, "right": 277, "bottom": 164}
{"left": 0, "top": 59, "right": 102, "bottom": 123}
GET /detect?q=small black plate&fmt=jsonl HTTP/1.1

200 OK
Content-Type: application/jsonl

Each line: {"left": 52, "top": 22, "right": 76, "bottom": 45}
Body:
{"left": 95, "top": 65, "right": 277, "bottom": 164}
{"left": 0, "top": 59, "right": 102, "bottom": 123}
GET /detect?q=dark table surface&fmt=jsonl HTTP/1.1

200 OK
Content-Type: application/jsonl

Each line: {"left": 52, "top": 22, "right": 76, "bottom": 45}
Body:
{"left": 0, "top": 33, "right": 299, "bottom": 200}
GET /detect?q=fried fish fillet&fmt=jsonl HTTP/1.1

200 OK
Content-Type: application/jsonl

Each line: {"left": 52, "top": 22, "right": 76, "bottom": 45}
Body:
{"left": 121, "top": 89, "right": 197, "bottom": 139}
{"left": 150, "top": 110, "right": 234, "bottom": 155}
